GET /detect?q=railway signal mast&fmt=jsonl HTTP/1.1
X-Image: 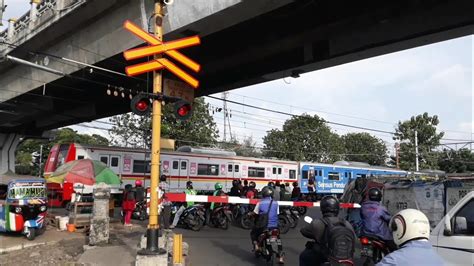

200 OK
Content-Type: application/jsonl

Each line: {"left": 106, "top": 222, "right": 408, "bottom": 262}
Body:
{"left": 122, "top": 0, "right": 201, "bottom": 255}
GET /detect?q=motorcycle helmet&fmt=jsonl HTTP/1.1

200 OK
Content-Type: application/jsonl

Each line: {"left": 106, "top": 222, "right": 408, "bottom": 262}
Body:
{"left": 390, "top": 209, "right": 430, "bottom": 246}
{"left": 261, "top": 186, "right": 274, "bottom": 198}
{"left": 135, "top": 180, "right": 143, "bottom": 187}
{"left": 215, "top": 182, "right": 223, "bottom": 190}
{"left": 160, "top": 175, "right": 167, "bottom": 182}
{"left": 232, "top": 179, "right": 239, "bottom": 187}
{"left": 320, "top": 195, "right": 340, "bottom": 215}
{"left": 368, "top": 187, "right": 382, "bottom": 202}
{"left": 292, "top": 182, "right": 298, "bottom": 187}
{"left": 186, "top": 181, "right": 193, "bottom": 189}
{"left": 267, "top": 181, "right": 275, "bottom": 188}
{"left": 249, "top": 181, "right": 256, "bottom": 189}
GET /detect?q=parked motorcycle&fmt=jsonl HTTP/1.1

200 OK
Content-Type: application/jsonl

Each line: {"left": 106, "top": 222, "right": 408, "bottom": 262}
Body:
{"left": 170, "top": 204, "right": 206, "bottom": 231}
{"left": 210, "top": 205, "right": 232, "bottom": 229}
{"left": 255, "top": 228, "right": 284, "bottom": 265}
{"left": 281, "top": 206, "right": 300, "bottom": 229}
{"left": 359, "top": 235, "right": 390, "bottom": 265}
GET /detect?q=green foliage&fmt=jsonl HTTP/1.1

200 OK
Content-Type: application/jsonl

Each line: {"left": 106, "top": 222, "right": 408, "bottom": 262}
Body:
{"left": 342, "top": 133, "right": 387, "bottom": 166}
{"left": 219, "top": 136, "right": 262, "bottom": 158}
{"left": 437, "top": 148, "right": 474, "bottom": 173}
{"left": 393, "top": 112, "right": 444, "bottom": 170}
{"left": 109, "top": 97, "right": 219, "bottom": 149}
{"left": 263, "top": 114, "right": 344, "bottom": 163}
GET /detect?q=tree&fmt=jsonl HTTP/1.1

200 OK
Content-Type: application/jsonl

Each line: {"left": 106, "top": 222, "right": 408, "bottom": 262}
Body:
{"left": 262, "top": 114, "right": 344, "bottom": 163}
{"left": 342, "top": 133, "right": 387, "bottom": 166}
{"left": 15, "top": 128, "right": 110, "bottom": 176}
{"left": 393, "top": 112, "right": 444, "bottom": 170}
{"left": 437, "top": 148, "right": 474, "bottom": 173}
{"left": 109, "top": 97, "right": 219, "bottom": 149}
{"left": 220, "top": 136, "right": 262, "bottom": 158}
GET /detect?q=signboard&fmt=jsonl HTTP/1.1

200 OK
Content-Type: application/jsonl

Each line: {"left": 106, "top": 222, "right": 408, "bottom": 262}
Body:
{"left": 123, "top": 155, "right": 132, "bottom": 173}
{"left": 163, "top": 79, "right": 195, "bottom": 103}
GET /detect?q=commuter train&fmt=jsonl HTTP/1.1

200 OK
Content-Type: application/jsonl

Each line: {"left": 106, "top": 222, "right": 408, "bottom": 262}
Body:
{"left": 43, "top": 143, "right": 407, "bottom": 195}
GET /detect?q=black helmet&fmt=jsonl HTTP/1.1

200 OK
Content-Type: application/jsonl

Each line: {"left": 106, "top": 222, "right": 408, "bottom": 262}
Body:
{"left": 186, "top": 181, "right": 193, "bottom": 189}
{"left": 249, "top": 181, "right": 256, "bottom": 189}
{"left": 160, "top": 175, "right": 167, "bottom": 182}
{"left": 267, "top": 181, "right": 275, "bottom": 188}
{"left": 321, "top": 195, "right": 340, "bottom": 215}
{"left": 261, "top": 186, "right": 274, "bottom": 198}
{"left": 232, "top": 179, "right": 239, "bottom": 187}
{"left": 368, "top": 187, "right": 382, "bottom": 201}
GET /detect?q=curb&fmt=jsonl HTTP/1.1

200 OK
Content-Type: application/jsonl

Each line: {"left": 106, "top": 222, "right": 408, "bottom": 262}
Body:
{"left": 0, "top": 241, "right": 48, "bottom": 254}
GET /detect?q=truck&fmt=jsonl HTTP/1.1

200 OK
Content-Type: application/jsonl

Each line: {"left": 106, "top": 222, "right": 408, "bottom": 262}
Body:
{"left": 430, "top": 191, "right": 474, "bottom": 265}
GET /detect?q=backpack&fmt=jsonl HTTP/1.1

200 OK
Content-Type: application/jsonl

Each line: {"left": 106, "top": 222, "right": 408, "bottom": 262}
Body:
{"left": 322, "top": 217, "right": 355, "bottom": 260}
{"left": 254, "top": 200, "right": 273, "bottom": 229}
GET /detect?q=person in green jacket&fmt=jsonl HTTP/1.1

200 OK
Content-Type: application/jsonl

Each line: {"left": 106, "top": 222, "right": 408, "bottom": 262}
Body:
{"left": 170, "top": 181, "right": 197, "bottom": 228}
{"left": 210, "top": 182, "right": 226, "bottom": 210}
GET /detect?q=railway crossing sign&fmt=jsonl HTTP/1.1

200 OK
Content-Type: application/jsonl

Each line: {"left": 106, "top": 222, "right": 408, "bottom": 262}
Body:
{"left": 123, "top": 20, "right": 201, "bottom": 88}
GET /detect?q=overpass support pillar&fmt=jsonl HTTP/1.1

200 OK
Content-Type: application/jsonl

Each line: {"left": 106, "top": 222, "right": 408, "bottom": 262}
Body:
{"left": 0, "top": 133, "right": 22, "bottom": 175}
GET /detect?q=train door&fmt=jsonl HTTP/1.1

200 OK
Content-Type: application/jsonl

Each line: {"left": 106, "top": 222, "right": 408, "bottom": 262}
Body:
{"left": 228, "top": 162, "right": 241, "bottom": 179}
{"left": 179, "top": 159, "right": 189, "bottom": 190}
{"left": 170, "top": 160, "right": 180, "bottom": 190}
{"left": 109, "top": 155, "right": 121, "bottom": 174}
{"left": 99, "top": 155, "right": 109, "bottom": 167}
{"left": 272, "top": 166, "right": 283, "bottom": 181}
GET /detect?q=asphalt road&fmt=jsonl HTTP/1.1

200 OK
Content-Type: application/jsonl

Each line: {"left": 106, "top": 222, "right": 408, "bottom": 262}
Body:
{"left": 174, "top": 207, "right": 323, "bottom": 266}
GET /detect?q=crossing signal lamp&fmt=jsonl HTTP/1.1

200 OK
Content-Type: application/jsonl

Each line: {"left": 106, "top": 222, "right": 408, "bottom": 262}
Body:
{"left": 130, "top": 94, "right": 151, "bottom": 116}
{"left": 174, "top": 100, "right": 192, "bottom": 120}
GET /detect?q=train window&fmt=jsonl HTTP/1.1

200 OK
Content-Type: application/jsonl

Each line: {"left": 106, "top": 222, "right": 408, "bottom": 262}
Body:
{"left": 197, "top": 164, "right": 219, "bottom": 176}
{"left": 133, "top": 160, "right": 151, "bottom": 173}
{"left": 272, "top": 167, "right": 276, "bottom": 174}
{"left": 234, "top": 165, "right": 239, "bottom": 172}
{"left": 348, "top": 172, "right": 352, "bottom": 179}
{"left": 77, "top": 155, "right": 84, "bottom": 160}
{"left": 278, "top": 168, "right": 282, "bottom": 175}
{"left": 228, "top": 164, "right": 233, "bottom": 172}
{"left": 302, "top": 170, "right": 308, "bottom": 179}
{"left": 100, "top": 156, "right": 108, "bottom": 165}
{"left": 328, "top": 172, "right": 340, "bottom": 181}
{"left": 181, "top": 161, "right": 187, "bottom": 170}
{"left": 289, "top": 170, "right": 296, "bottom": 179}
{"left": 319, "top": 170, "right": 322, "bottom": 176}
{"left": 111, "top": 157, "right": 119, "bottom": 167}
{"left": 248, "top": 167, "right": 265, "bottom": 178}
{"left": 172, "top": 161, "right": 179, "bottom": 170}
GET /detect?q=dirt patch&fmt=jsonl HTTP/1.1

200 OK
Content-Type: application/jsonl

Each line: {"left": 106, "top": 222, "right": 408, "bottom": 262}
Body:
{"left": 0, "top": 238, "right": 85, "bottom": 265}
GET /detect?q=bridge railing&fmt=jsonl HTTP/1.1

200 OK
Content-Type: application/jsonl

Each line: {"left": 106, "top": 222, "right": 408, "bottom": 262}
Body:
{"left": 0, "top": 0, "right": 83, "bottom": 54}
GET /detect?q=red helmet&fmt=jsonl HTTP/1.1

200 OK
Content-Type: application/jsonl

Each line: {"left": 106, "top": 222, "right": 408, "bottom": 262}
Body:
{"left": 135, "top": 180, "right": 143, "bottom": 187}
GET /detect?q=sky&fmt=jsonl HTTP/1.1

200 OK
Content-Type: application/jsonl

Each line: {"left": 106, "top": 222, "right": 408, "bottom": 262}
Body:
{"left": 3, "top": 1, "right": 473, "bottom": 156}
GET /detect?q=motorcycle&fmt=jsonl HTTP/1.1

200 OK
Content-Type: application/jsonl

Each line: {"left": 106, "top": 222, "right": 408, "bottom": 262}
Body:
{"left": 170, "top": 204, "right": 206, "bottom": 231}
{"left": 231, "top": 204, "right": 250, "bottom": 228}
{"left": 277, "top": 213, "right": 291, "bottom": 234}
{"left": 0, "top": 178, "right": 48, "bottom": 240}
{"left": 281, "top": 206, "right": 300, "bottom": 229}
{"left": 359, "top": 235, "right": 390, "bottom": 265}
{"left": 132, "top": 200, "right": 148, "bottom": 221}
{"left": 255, "top": 228, "right": 284, "bottom": 265}
{"left": 210, "top": 205, "right": 232, "bottom": 230}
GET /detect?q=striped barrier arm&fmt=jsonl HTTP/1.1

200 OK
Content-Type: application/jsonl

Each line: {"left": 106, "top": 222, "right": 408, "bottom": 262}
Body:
{"left": 146, "top": 191, "right": 361, "bottom": 210}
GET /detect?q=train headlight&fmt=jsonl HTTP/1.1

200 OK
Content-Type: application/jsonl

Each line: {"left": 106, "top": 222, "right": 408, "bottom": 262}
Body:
{"left": 40, "top": 205, "right": 47, "bottom": 212}
{"left": 15, "top": 207, "right": 22, "bottom": 213}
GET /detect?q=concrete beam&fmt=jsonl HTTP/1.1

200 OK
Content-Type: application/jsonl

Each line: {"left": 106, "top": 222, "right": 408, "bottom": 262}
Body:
{"left": 0, "top": 133, "right": 22, "bottom": 174}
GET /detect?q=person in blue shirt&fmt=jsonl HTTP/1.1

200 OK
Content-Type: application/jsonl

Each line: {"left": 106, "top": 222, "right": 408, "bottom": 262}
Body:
{"left": 250, "top": 186, "right": 284, "bottom": 264}
{"left": 376, "top": 209, "right": 444, "bottom": 266}
{"left": 360, "top": 187, "right": 396, "bottom": 251}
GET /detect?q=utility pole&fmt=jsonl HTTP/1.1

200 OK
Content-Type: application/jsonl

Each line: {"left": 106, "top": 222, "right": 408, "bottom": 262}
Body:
{"left": 394, "top": 143, "right": 400, "bottom": 169}
{"left": 415, "top": 130, "right": 419, "bottom": 172}
{"left": 38, "top": 144, "right": 43, "bottom": 178}
{"left": 140, "top": 0, "right": 165, "bottom": 255}
{"left": 222, "top": 92, "right": 227, "bottom": 142}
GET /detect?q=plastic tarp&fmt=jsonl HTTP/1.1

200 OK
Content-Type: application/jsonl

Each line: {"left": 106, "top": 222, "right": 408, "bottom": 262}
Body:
{"left": 383, "top": 181, "right": 445, "bottom": 228}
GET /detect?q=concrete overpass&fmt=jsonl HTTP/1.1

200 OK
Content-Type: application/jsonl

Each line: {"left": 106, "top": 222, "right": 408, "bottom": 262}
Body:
{"left": 0, "top": 0, "right": 473, "bottom": 173}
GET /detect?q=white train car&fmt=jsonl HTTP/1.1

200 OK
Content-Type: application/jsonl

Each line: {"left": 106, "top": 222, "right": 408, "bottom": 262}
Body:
{"left": 44, "top": 143, "right": 299, "bottom": 192}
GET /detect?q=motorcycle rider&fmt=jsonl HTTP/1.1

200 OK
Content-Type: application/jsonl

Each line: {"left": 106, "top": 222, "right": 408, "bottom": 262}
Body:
{"left": 133, "top": 180, "right": 145, "bottom": 202}
{"left": 245, "top": 181, "right": 257, "bottom": 198}
{"left": 229, "top": 179, "right": 241, "bottom": 197}
{"left": 360, "top": 187, "right": 397, "bottom": 251}
{"left": 376, "top": 209, "right": 444, "bottom": 266}
{"left": 208, "top": 182, "right": 226, "bottom": 223}
{"left": 170, "top": 180, "right": 197, "bottom": 229}
{"left": 250, "top": 186, "right": 284, "bottom": 264}
{"left": 241, "top": 180, "right": 249, "bottom": 197}
{"left": 274, "top": 181, "right": 281, "bottom": 201}
{"left": 299, "top": 195, "right": 355, "bottom": 266}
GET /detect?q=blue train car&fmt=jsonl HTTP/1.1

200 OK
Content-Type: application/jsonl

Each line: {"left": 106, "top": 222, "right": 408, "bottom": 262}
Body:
{"left": 299, "top": 161, "right": 406, "bottom": 196}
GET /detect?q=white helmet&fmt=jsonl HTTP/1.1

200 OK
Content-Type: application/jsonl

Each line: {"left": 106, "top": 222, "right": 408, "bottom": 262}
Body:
{"left": 390, "top": 209, "right": 430, "bottom": 246}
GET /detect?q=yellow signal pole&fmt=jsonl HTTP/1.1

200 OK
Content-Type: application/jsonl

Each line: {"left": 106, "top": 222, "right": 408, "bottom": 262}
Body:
{"left": 142, "top": 0, "right": 165, "bottom": 254}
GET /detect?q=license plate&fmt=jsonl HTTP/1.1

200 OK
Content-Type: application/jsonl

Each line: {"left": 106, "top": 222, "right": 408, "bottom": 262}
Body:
{"left": 361, "top": 246, "right": 373, "bottom": 257}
